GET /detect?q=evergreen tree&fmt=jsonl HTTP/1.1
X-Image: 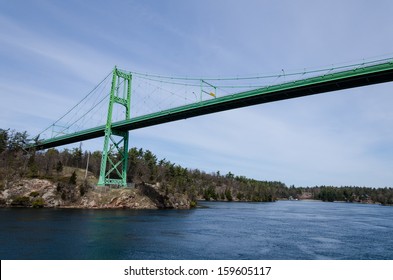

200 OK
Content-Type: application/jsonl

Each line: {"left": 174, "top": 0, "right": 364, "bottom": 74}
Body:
{"left": 225, "top": 188, "right": 233, "bottom": 201}
{"left": 0, "top": 129, "right": 8, "bottom": 153}
{"left": 56, "top": 160, "right": 63, "bottom": 173}
{"left": 27, "top": 153, "right": 38, "bottom": 178}
{"left": 69, "top": 171, "right": 77, "bottom": 185}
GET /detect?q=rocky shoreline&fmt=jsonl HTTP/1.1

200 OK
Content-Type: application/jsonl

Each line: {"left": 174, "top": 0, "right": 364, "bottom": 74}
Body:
{"left": 0, "top": 179, "right": 193, "bottom": 209}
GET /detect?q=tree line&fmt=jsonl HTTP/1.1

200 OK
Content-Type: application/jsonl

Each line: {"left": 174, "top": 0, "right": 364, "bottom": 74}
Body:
{"left": 1, "top": 128, "right": 393, "bottom": 205}
{"left": 311, "top": 186, "right": 393, "bottom": 205}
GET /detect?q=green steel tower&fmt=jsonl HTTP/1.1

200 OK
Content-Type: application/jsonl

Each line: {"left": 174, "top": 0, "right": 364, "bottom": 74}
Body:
{"left": 97, "top": 67, "right": 132, "bottom": 187}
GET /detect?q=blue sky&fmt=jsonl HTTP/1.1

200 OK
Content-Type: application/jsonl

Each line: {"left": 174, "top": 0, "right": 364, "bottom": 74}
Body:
{"left": 1, "top": 0, "right": 393, "bottom": 187}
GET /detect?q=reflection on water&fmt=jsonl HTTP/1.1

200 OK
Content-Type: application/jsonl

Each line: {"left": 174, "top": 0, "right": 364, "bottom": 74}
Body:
{"left": 1, "top": 201, "right": 392, "bottom": 260}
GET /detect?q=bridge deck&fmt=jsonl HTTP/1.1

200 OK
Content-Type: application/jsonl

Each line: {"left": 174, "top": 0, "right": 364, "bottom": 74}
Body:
{"left": 34, "top": 60, "right": 393, "bottom": 150}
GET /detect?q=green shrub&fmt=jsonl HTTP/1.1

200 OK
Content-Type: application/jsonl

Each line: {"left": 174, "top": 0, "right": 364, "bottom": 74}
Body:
{"left": 79, "top": 181, "right": 91, "bottom": 196}
{"left": 11, "top": 196, "right": 31, "bottom": 207}
{"left": 189, "top": 200, "right": 197, "bottom": 208}
{"left": 190, "top": 200, "right": 198, "bottom": 208}
{"left": 225, "top": 188, "right": 233, "bottom": 201}
{"left": 32, "top": 198, "right": 45, "bottom": 208}
{"left": 30, "top": 191, "right": 39, "bottom": 197}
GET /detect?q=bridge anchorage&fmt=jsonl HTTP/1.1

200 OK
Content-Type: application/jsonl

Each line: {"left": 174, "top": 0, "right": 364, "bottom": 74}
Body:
{"left": 97, "top": 67, "right": 131, "bottom": 187}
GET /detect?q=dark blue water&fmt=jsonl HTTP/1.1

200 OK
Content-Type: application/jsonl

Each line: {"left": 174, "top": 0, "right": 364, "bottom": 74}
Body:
{"left": 1, "top": 200, "right": 392, "bottom": 260}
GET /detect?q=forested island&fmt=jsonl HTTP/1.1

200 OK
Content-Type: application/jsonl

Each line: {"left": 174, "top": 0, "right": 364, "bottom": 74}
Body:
{"left": 1, "top": 128, "right": 393, "bottom": 209}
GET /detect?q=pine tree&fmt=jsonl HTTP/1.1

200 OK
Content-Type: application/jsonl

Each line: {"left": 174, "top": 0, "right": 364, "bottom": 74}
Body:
{"left": 56, "top": 160, "right": 63, "bottom": 173}
{"left": 69, "top": 171, "right": 77, "bottom": 185}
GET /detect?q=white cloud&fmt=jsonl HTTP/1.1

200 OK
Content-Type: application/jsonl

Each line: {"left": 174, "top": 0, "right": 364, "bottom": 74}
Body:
{"left": 0, "top": 15, "right": 117, "bottom": 84}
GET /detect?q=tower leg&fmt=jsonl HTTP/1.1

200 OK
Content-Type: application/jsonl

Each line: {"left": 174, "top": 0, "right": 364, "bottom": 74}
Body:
{"left": 97, "top": 67, "right": 132, "bottom": 187}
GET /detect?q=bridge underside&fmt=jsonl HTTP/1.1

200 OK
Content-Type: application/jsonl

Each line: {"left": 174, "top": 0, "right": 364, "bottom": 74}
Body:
{"left": 34, "top": 63, "right": 393, "bottom": 150}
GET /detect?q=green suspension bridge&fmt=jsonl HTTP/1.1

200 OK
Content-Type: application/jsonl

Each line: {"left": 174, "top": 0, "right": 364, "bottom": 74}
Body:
{"left": 29, "top": 57, "right": 393, "bottom": 186}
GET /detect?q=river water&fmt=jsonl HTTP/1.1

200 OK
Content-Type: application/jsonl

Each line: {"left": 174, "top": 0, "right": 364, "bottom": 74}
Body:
{"left": 1, "top": 200, "right": 392, "bottom": 260}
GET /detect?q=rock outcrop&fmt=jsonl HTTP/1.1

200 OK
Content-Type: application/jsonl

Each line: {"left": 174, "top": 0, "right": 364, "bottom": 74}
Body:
{"left": 0, "top": 179, "right": 192, "bottom": 209}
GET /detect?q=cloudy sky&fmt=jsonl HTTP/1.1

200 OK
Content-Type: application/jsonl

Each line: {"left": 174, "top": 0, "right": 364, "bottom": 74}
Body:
{"left": 1, "top": 0, "right": 393, "bottom": 187}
